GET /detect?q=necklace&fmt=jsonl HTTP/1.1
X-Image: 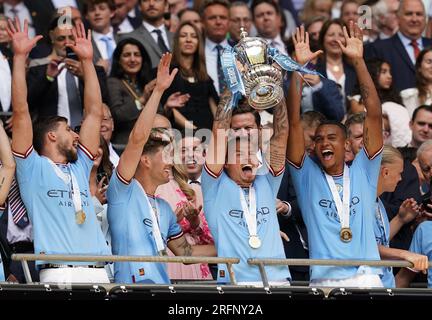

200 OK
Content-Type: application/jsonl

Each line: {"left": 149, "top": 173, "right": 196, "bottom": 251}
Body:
{"left": 327, "top": 61, "right": 342, "bottom": 73}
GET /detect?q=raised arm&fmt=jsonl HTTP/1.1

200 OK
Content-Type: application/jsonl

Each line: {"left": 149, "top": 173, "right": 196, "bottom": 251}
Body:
{"left": 265, "top": 99, "right": 288, "bottom": 174}
{"left": 205, "top": 89, "right": 233, "bottom": 175}
{"left": 68, "top": 22, "right": 102, "bottom": 155}
{"left": 0, "top": 122, "right": 15, "bottom": 205}
{"left": 338, "top": 22, "right": 383, "bottom": 156}
{"left": 117, "top": 53, "right": 177, "bottom": 181}
{"left": 8, "top": 18, "right": 43, "bottom": 154}
{"left": 286, "top": 26, "right": 322, "bottom": 166}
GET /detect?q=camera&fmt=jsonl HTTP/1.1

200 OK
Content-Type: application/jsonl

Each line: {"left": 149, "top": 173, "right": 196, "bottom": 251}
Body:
{"left": 65, "top": 47, "right": 78, "bottom": 61}
{"left": 97, "top": 172, "right": 109, "bottom": 188}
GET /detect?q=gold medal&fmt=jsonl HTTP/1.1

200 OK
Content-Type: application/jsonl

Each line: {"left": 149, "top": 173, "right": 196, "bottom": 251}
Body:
{"left": 75, "top": 210, "right": 86, "bottom": 225}
{"left": 249, "top": 235, "right": 262, "bottom": 249}
{"left": 340, "top": 227, "right": 352, "bottom": 242}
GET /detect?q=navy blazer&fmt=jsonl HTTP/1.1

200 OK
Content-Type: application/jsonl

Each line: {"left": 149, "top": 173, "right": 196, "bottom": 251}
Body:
{"left": 26, "top": 64, "right": 109, "bottom": 120}
{"left": 316, "top": 57, "right": 358, "bottom": 98}
{"left": 365, "top": 34, "right": 432, "bottom": 91}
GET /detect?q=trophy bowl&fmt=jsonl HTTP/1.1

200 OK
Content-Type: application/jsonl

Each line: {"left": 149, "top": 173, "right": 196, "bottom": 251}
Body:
{"left": 243, "top": 64, "right": 283, "bottom": 110}
{"left": 233, "top": 29, "right": 284, "bottom": 110}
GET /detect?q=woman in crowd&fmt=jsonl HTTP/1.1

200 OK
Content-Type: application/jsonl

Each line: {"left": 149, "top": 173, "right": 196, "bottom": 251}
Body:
{"left": 108, "top": 38, "right": 154, "bottom": 145}
{"left": 154, "top": 128, "right": 214, "bottom": 280}
{"left": 316, "top": 19, "right": 357, "bottom": 113}
{"left": 161, "top": 22, "right": 218, "bottom": 131}
{"left": 401, "top": 48, "right": 432, "bottom": 118}
{"left": 350, "top": 58, "right": 411, "bottom": 147}
{"left": 374, "top": 145, "right": 428, "bottom": 287}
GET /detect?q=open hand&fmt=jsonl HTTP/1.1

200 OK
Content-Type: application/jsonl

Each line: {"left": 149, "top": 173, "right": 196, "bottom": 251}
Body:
{"left": 337, "top": 21, "right": 363, "bottom": 60}
{"left": 165, "top": 92, "right": 190, "bottom": 109}
{"left": 67, "top": 22, "right": 93, "bottom": 61}
{"left": 155, "top": 53, "right": 178, "bottom": 92}
{"left": 398, "top": 198, "right": 420, "bottom": 224}
{"left": 7, "top": 18, "right": 43, "bottom": 56}
{"left": 292, "top": 25, "right": 323, "bottom": 66}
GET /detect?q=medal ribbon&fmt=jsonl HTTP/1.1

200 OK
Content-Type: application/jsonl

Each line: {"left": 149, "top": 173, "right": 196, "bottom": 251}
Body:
{"left": 136, "top": 182, "right": 165, "bottom": 253}
{"left": 45, "top": 157, "right": 83, "bottom": 213}
{"left": 324, "top": 164, "right": 350, "bottom": 231}
{"left": 376, "top": 199, "right": 388, "bottom": 246}
{"left": 239, "top": 186, "right": 258, "bottom": 239}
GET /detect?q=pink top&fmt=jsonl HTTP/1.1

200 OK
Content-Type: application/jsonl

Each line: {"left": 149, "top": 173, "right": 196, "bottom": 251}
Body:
{"left": 156, "top": 179, "right": 214, "bottom": 280}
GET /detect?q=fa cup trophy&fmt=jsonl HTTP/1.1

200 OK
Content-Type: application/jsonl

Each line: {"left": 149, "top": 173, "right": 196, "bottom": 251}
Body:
{"left": 221, "top": 28, "right": 322, "bottom": 109}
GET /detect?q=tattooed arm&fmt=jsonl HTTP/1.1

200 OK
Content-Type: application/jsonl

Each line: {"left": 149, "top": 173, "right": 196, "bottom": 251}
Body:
{"left": 168, "top": 235, "right": 217, "bottom": 258}
{"left": 338, "top": 22, "right": 383, "bottom": 156}
{"left": 266, "top": 99, "right": 288, "bottom": 174}
{"left": 205, "top": 89, "right": 233, "bottom": 175}
{"left": 0, "top": 122, "right": 15, "bottom": 206}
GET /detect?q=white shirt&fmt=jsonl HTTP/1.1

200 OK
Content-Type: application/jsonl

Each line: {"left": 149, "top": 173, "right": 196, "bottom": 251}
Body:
{"left": 117, "top": 18, "right": 134, "bottom": 34}
{"left": 108, "top": 143, "right": 120, "bottom": 167}
{"left": 142, "top": 21, "right": 170, "bottom": 50}
{"left": 57, "top": 66, "right": 79, "bottom": 125}
{"left": 205, "top": 38, "right": 229, "bottom": 95}
{"left": 92, "top": 29, "right": 116, "bottom": 60}
{"left": 4, "top": 2, "right": 35, "bottom": 38}
{"left": 51, "top": 0, "right": 79, "bottom": 8}
{"left": 187, "top": 175, "right": 202, "bottom": 185}
{"left": 7, "top": 205, "right": 33, "bottom": 244}
{"left": 0, "top": 51, "right": 11, "bottom": 112}
{"left": 397, "top": 31, "right": 423, "bottom": 65}
{"left": 265, "top": 34, "right": 288, "bottom": 56}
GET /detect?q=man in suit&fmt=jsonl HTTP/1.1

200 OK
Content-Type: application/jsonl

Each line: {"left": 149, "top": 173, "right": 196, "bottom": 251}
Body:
{"left": 202, "top": 0, "right": 230, "bottom": 96}
{"left": 26, "top": 16, "right": 109, "bottom": 128}
{"left": 252, "top": 0, "right": 287, "bottom": 55}
{"left": 119, "top": 0, "right": 172, "bottom": 69}
{"left": 365, "top": 0, "right": 432, "bottom": 91}
{"left": 84, "top": 0, "right": 117, "bottom": 73}
{"left": 228, "top": 1, "right": 252, "bottom": 46}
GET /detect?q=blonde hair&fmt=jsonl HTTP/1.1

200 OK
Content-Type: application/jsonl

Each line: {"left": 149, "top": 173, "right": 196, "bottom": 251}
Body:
{"left": 172, "top": 163, "right": 195, "bottom": 201}
{"left": 381, "top": 145, "right": 403, "bottom": 166}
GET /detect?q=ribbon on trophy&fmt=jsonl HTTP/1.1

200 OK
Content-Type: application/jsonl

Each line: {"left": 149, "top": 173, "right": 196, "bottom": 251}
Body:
{"left": 221, "top": 45, "right": 245, "bottom": 110}
{"left": 220, "top": 37, "right": 323, "bottom": 110}
{"left": 267, "top": 47, "right": 322, "bottom": 77}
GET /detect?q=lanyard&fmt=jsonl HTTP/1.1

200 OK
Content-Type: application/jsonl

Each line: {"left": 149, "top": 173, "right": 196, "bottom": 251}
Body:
{"left": 239, "top": 186, "right": 258, "bottom": 237}
{"left": 136, "top": 182, "right": 165, "bottom": 253}
{"left": 376, "top": 199, "right": 388, "bottom": 245}
{"left": 45, "top": 157, "right": 82, "bottom": 213}
{"left": 324, "top": 164, "right": 350, "bottom": 229}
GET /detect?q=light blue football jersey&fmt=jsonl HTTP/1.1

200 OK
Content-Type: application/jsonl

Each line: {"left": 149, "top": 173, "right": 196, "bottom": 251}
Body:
{"left": 13, "top": 145, "right": 111, "bottom": 266}
{"left": 288, "top": 148, "right": 383, "bottom": 281}
{"left": 374, "top": 198, "right": 395, "bottom": 288}
{"left": 409, "top": 221, "right": 432, "bottom": 287}
{"left": 0, "top": 206, "right": 6, "bottom": 280}
{"left": 201, "top": 163, "right": 290, "bottom": 283}
{"left": 107, "top": 170, "right": 183, "bottom": 284}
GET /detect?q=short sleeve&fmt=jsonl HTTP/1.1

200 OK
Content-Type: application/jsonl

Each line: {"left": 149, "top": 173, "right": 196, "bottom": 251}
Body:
{"left": 76, "top": 143, "right": 95, "bottom": 176}
{"left": 352, "top": 147, "right": 383, "bottom": 188}
{"left": 107, "top": 169, "right": 132, "bottom": 205}
{"left": 201, "top": 163, "right": 223, "bottom": 204}
{"left": 13, "top": 146, "right": 41, "bottom": 184}
{"left": 264, "top": 166, "right": 285, "bottom": 198}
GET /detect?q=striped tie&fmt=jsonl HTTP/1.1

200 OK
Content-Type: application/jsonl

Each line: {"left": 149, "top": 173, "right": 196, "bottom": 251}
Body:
{"left": 8, "top": 178, "right": 29, "bottom": 228}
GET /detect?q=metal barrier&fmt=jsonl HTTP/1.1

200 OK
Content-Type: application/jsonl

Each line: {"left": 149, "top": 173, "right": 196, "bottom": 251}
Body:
{"left": 247, "top": 258, "right": 431, "bottom": 288}
{"left": 11, "top": 254, "right": 240, "bottom": 284}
